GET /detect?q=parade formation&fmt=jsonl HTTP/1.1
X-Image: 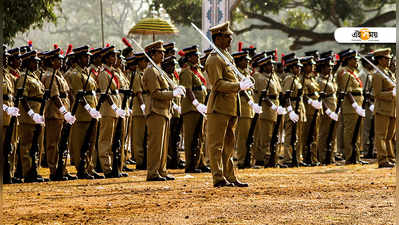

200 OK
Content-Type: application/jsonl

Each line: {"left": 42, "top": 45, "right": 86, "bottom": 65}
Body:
{"left": 2, "top": 21, "right": 396, "bottom": 187}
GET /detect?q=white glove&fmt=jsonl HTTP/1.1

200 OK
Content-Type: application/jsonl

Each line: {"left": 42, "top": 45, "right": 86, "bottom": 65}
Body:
{"left": 3, "top": 105, "right": 20, "bottom": 117}
{"left": 64, "top": 112, "right": 76, "bottom": 125}
{"left": 28, "top": 109, "right": 44, "bottom": 124}
{"left": 140, "top": 104, "right": 146, "bottom": 113}
{"left": 393, "top": 87, "right": 396, "bottom": 97}
{"left": 173, "top": 86, "right": 185, "bottom": 97}
{"left": 127, "top": 109, "right": 133, "bottom": 116}
{"left": 352, "top": 102, "right": 365, "bottom": 117}
{"left": 111, "top": 104, "right": 126, "bottom": 118}
{"left": 239, "top": 77, "right": 254, "bottom": 91}
{"left": 287, "top": 106, "right": 299, "bottom": 123}
{"left": 248, "top": 100, "right": 262, "bottom": 114}
{"left": 307, "top": 99, "right": 322, "bottom": 110}
{"left": 325, "top": 108, "right": 338, "bottom": 121}
{"left": 172, "top": 103, "right": 181, "bottom": 114}
{"left": 369, "top": 104, "right": 374, "bottom": 112}
{"left": 192, "top": 99, "right": 207, "bottom": 116}
{"left": 277, "top": 106, "right": 287, "bottom": 115}
{"left": 84, "top": 104, "right": 101, "bottom": 119}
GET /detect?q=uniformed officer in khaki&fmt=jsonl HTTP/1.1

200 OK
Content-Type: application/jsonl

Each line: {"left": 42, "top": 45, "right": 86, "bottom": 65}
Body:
{"left": 161, "top": 56, "right": 185, "bottom": 170}
{"left": 97, "top": 46, "right": 126, "bottom": 178}
{"left": 131, "top": 52, "right": 148, "bottom": 170}
{"left": 205, "top": 22, "right": 258, "bottom": 187}
{"left": 281, "top": 57, "right": 307, "bottom": 167}
{"left": 179, "top": 45, "right": 210, "bottom": 173}
{"left": 42, "top": 48, "right": 77, "bottom": 181}
{"left": 252, "top": 55, "right": 286, "bottom": 167}
{"left": 336, "top": 50, "right": 367, "bottom": 165}
{"left": 142, "top": 40, "right": 185, "bottom": 181}
{"left": 65, "top": 46, "right": 102, "bottom": 179}
{"left": 2, "top": 49, "right": 21, "bottom": 184}
{"left": 372, "top": 48, "right": 396, "bottom": 168}
{"left": 300, "top": 56, "right": 322, "bottom": 166}
{"left": 16, "top": 51, "right": 46, "bottom": 183}
{"left": 232, "top": 51, "right": 254, "bottom": 169}
{"left": 124, "top": 56, "right": 137, "bottom": 164}
{"left": 316, "top": 57, "right": 338, "bottom": 164}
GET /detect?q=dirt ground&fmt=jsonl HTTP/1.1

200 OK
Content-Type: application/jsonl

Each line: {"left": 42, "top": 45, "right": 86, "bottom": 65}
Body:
{"left": 2, "top": 161, "right": 395, "bottom": 225}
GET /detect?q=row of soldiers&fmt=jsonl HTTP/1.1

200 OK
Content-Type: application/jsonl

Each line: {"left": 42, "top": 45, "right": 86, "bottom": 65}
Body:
{"left": 1, "top": 22, "right": 396, "bottom": 186}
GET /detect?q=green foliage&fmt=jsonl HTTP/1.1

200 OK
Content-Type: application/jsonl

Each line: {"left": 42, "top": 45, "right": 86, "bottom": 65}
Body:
{"left": 4, "top": 0, "right": 62, "bottom": 44}
{"left": 151, "top": 0, "right": 202, "bottom": 27}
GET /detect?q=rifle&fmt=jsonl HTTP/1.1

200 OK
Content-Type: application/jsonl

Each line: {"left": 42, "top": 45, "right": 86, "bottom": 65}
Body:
{"left": 288, "top": 75, "right": 305, "bottom": 167}
{"left": 349, "top": 71, "right": 370, "bottom": 164}
{"left": 304, "top": 72, "right": 331, "bottom": 164}
{"left": 55, "top": 70, "right": 92, "bottom": 179}
{"left": 3, "top": 69, "right": 28, "bottom": 184}
{"left": 266, "top": 94, "right": 286, "bottom": 168}
{"left": 111, "top": 70, "right": 135, "bottom": 177}
{"left": 325, "top": 72, "right": 351, "bottom": 164}
{"left": 245, "top": 73, "right": 272, "bottom": 167}
{"left": 363, "top": 75, "right": 375, "bottom": 159}
{"left": 78, "top": 69, "right": 114, "bottom": 175}
{"left": 27, "top": 69, "right": 56, "bottom": 178}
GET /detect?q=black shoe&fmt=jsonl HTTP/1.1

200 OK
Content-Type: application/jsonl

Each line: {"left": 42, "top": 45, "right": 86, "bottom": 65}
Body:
{"left": 24, "top": 176, "right": 46, "bottom": 183}
{"left": 129, "top": 159, "right": 136, "bottom": 165}
{"left": 299, "top": 162, "right": 310, "bottom": 167}
{"left": 126, "top": 159, "right": 135, "bottom": 165}
{"left": 146, "top": 176, "right": 167, "bottom": 181}
{"left": 213, "top": 180, "right": 234, "bottom": 187}
{"left": 65, "top": 173, "right": 78, "bottom": 180}
{"left": 177, "top": 161, "right": 186, "bottom": 169}
{"left": 50, "top": 175, "right": 68, "bottom": 181}
{"left": 121, "top": 172, "right": 129, "bottom": 177}
{"left": 122, "top": 166, "right": 134, "bottom": 172}
{"left": 254, "top": 161, "right": 264, "bottom": 166}
{"left": 277, "top": 164, "right": 288, "bottom": 168}
{"left": 311, "top": 162, "right": 321, "bottom": 167}
{"left": 231, "top": 181, "right": 249, "bottom": 187}
{"left": 378, "top": 162, "right": 394, "bottom": 168}
{"left": 77, "top": 173, "right": 94, "bottom": 180}
{"left": 358, "top": 160, "right": 369, "bottom": 165}
{"left": 11, "top": 177, "right": 23, "bottom": 183}
{"left": 185, "top": 168, "right": 202, "bottom": 173}
{"left": 136, "top": 164, "right": 146, "bottom": 170}
{"left": 104, "top": 173, "right": 115, "bottom": 179}
{"left": 237, "top": 164, "right": 246, "bottom": 169}
{"left": 199, "top": 166, "right": 211, "bottom": 173}
{"left": 163, "top": 175, "right": 175, "bottom": 180}
{"left": 91, "top": 171, "right": 105, "bottom": 179}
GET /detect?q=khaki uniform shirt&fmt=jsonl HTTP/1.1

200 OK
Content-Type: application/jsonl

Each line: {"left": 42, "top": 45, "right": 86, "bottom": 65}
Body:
{"left": 65, "top": 65, "right": 98, "bottom": 122}
{"left": 168, "top": 71, "right": 181, "bottom": 118}
{"left": 3, "top": 70, "right": 15, "bottom": 126}
{"left": 337, "top": 66, "right": 363, "bottom": 115}
{"left": 302, "top": 72, "right": 320, "bottom": 116}
{"left": 179, "top": 62, "right": 207, "bottom": 115}
{"left": 372, "top": 66, "right": 396, "bottom": 117}
{"left": 317, "top": 74, "right": 337, "bottom": 112}
{"left": 142, "top": 65, "right": 173, "bottom": 119}
{"left": 238, "top": 68, "right": 255, "bottom": 119}
{"left": 43, "top": 70, "right": 71, "bottom": 119}
{"left": 205, "top": 50, "right": 241, "bottom": 116}
{"left": 132, "top": 68, "right": 145, "bottom": 117}
{"left": 97, "top": 65, "right": 122, "bottom": 118}
{"left": 253, "top": 71, "right": 280, "bottom": 121}
{"left": 16, "top": 71, "right": 45, "bottom": 124}
{"left": 282, "top": 73, "right": 306, "bottom": 122}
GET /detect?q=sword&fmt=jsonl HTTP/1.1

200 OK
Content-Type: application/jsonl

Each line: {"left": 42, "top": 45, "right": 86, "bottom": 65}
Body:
{"left": 359, "top": 54, "right": 396, "bottom": 87}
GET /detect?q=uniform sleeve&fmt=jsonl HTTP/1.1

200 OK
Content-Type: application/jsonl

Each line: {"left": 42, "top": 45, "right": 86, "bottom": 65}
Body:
{"left": 143, "top": 67, "right": 173, "bottom": 100}
{"left": 282, "top": 76, "right": 293, "bottom": 93}
{"left": 372, "top": 73, "right": 394, "bottom": 101}
{"left": 205, "top": 55, "right": 240, "bottom": 93}
{"left": 98, "top": 71, "right": 110, "bottom": 93}
{"left": 179, "top": 68, "right": 193, "bottom": 89}
{"left": 132, "top": 73, "right": 143, "bottom": 94}
{"left": 45, "top": 75, "right": 60, "bottom": 98}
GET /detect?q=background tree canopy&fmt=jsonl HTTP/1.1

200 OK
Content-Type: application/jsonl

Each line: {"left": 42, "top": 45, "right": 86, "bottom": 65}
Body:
{"left": 4, "top": 0, "right": 62, "bottom": 45}
{"left": 152, "top": 0, "right": 396, "bottom": 50}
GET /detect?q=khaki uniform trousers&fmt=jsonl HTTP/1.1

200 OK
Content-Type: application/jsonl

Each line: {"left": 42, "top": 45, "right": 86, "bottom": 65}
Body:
{"left": 374, "top": 114, "right": 396, "bottom": 165}
{"left": 45, "top": 118, "right": 67, "bottom": 175}
{"left": 2, "top": 125, "right": 17, "bottom": 179}
{"left": 132, "top": 116, "right": 146, "bottom": 167}
{"left": 183, "top": 111, "right": 205, "bottom": 169}
{"left": 120, "top": 117, "right": 127, "bottom": 168}
{"left": 206, "top": 113, "right": 238, "bottom": 185}
{"left": 302, "top": 114, "right": 320, "bottom": 164}
{"left": 98, "top": 117, "right": 118, "bottom": 174}
{"left": 251, "top": 119, "right": 274, "bottom": 164}
{"left": 70, "top": 121, "right": 97, "bottom": 174}
{"left": 236, "top": 117, "right": 252, "bottom": 166}
{"left": 146, "top": 113, "right": 170, "bottom": 179}
{"left": 317, "top": 114, "right": 336, "bottom": 163}
{"left": 18, "top": 123, "right": 44, "bottom": 178}
{"left": 362, "top": 108, "right": 374, "bottom": 153}
{"left": 283, "top": 119, "right": 304, "bottom": 163}
{"left": 337, "top": 112, "right": 345, "bottom": 155}
{"left": 342, "top": 113, "right": 361, "bottom": 162}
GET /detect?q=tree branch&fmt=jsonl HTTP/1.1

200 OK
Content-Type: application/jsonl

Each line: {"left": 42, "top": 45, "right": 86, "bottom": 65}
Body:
{"left": 357, "top": 10, "right": 395, "bottom": 26}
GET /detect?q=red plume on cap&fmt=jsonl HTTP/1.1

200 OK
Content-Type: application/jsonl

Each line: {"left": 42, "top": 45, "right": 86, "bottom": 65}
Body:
{"left": 66, "top": 44, "right": 73, "bottom": 55}
{"left": 281, "top": 53, "right": 285, "bottom": 66}
{"left": 249, "top": 45, "right": 254, "bottom": 49}
{"left": 122, "top": 37, "right": 132, "bottom": 48}
{"left": 335, "top": 53, "right": 340, "bottom": 61}
{"left": 54, "top": 44, "right": 59, "bottom": 49}
{"left": 90, "top": 47, "right": 94, "bottom": 50}
{"left": 274, "top": 48, "right": 278, "bottom": 61}
{"left": 106, "top": 43, "right": 110, "bottom": 47}
{"left": 28, "top": 40, "right": 32, "bottom": 47}
{"left": 178, "top": 50, "right": 185, "bottom": 57}
{"left": 60, "top": 49, "right": 64, "bottom": 55}
{"left": 238, "top": 42, "right": 243, "bottom": 52}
